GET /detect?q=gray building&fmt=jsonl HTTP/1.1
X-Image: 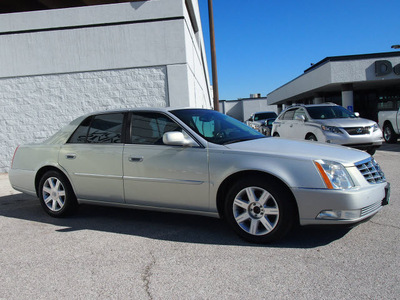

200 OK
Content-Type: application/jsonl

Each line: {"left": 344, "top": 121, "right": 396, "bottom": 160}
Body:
{"left": 0, "top": 0, "right": 212, "bottom": 172}
{"left": 220, "top": 94, "right": 277, "bottom": 122}
{"left": 268, "top": 52, "right": 400, "bottom": 121}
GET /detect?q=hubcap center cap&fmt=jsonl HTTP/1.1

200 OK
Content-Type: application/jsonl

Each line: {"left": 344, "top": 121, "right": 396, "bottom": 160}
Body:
{"left": 249, "top": 202, "right": 264, "bottom": 219}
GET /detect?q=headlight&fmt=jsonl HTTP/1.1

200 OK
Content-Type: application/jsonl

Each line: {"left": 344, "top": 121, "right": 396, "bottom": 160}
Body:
{"left": 321, "top": 125, "right": 343, "bottom": 134}
{"left": 314, "top": 160, "right": 354, "bottom": 189}
{"left": 372, "top": 123, "right": 379, "bottom": 132}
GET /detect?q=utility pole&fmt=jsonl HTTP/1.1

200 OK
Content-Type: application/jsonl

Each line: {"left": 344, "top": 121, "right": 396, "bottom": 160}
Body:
{"left": 208, "top": 0, "right": 219, "bottom": 111}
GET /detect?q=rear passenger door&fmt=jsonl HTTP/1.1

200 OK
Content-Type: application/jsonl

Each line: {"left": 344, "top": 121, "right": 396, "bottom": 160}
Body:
{"left": 59, "top": 113, "right": 125, "bottom": 203}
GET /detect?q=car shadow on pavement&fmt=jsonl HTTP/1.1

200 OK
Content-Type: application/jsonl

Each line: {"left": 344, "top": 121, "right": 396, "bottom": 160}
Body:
{"left": 378, "top": 143, "right": 400, "bottom": 153}
{"left": 0, "top": 194, "right": 350, "bottom": 249}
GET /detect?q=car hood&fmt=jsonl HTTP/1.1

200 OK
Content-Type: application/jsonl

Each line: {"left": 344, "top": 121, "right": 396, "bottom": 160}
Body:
{"left": 312, "top": 118, "right": 376, "bottom": 128}
{"left": 224, "top": 137, "right": 370, "bottom": 166}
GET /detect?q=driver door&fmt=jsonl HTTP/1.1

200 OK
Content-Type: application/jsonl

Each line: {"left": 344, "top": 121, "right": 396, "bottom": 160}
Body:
{"left": 123, "top": 112, "right": 210, "bottom": 211}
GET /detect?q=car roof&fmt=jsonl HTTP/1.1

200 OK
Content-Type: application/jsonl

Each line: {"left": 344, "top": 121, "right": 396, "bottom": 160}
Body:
{"left": 287, "top": 103, "right": 338, "bottom": 109}
{"left": 81, "top": 107, "right": 212, "bottom": 117}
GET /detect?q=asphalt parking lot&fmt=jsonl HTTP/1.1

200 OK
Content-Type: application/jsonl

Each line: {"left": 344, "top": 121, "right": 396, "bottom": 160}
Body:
{"left": 0, "top": 144, "right": 399, "bottom": 299}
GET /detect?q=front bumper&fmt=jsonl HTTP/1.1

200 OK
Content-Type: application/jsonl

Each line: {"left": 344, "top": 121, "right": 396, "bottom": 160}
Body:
{"left": 323, "top": 130, "right": 384, "bottom": 148}
{"left": 293, "top": 182, "right": 389, "bottom": 226}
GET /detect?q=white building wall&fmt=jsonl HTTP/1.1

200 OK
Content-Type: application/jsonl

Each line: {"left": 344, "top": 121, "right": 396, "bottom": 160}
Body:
{"left": 0, "top": 0, "right": 212, "bottom": 172}
{"left": 0, "top": 67, "right": 168, "bottom": 172}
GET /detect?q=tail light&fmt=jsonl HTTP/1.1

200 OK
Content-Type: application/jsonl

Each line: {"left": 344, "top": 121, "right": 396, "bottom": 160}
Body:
{"left": 11, "top": 145, "right": 19, "bottom": 169}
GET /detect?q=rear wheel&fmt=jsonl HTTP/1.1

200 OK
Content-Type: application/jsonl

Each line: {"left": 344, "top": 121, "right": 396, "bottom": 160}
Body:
{"left": 224, "top": 177, "right": 296, "bottom": 243}
{"left": 38, "top": 170, "right": 78, "bottom": 217}
{"left": 273, "top": 132, "right": 280, "bottom": 137}
{"left": 383, "top": 123, "right": 398, "bottom": 144}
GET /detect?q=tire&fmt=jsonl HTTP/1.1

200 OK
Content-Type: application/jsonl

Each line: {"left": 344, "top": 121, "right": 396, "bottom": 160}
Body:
{"left": 273, "top": 132, "right": 280, "bottom": 137}
{"left": 38, "top": 170, "right": 78, "bottom": 217}
{"left": 367, "top": 147, "right": 377, "bottom": 156}
{"left": 224, "top": 177, "right": 296, "bottom": 243}
{"left": 262, "top": 127, "right": 271, "bottom": 136}
{"left": 383, "top": 123, "right": 398, "bottom": 144}
{"left": 306, "top": 133, "right": 317, "bottom": 141}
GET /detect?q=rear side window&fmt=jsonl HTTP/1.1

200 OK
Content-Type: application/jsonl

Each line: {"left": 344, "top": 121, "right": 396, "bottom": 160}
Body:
{"left": 68, "top": 113, "right": 124, "bottom": 144}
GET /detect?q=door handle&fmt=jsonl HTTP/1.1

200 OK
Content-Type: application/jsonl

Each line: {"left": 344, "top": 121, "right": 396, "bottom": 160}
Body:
{"left": 129, "top": 156, "right": 143, "bottom": 162}
{"left": 66, "top": 154, "right": 76, "bottom": 159}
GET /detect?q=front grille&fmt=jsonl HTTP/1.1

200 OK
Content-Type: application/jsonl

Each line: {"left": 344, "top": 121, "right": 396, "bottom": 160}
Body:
{"left": 355, "top": 158, "right": 386, "bottom": 184}
{"left": 344, "top": 127, "right": 371, "bottom": 135}
{"left": 360, "top": 201, "right": 382, "bottom": 217}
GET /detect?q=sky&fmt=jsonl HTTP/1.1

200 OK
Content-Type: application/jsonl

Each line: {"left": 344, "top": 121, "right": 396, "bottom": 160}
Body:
{"left": 198, "top": 0, "right": 400, "bottom": 100}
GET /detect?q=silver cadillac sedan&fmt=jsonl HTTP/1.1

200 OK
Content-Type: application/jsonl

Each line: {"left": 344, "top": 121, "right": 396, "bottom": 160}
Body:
{"left": 9, "top": 108, "right": 390, "bottom": 243}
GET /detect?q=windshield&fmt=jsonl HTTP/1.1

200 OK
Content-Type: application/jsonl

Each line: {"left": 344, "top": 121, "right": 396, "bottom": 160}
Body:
{"left": 306, "top": 106, "right": 356, "bottom": 120}
{"left": 254, "top": 112, "right": 277, "bottom": 121}
{"left": 171, "top": 109, "right": 265, "bottom": 145}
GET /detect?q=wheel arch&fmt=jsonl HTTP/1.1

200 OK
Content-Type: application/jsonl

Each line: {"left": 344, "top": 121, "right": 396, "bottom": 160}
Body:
{"left": 34, "top": 166, "right": 74, "bottom": 197}
{"left": 383, "top": 120, "right": 393, "bottom": 128}
{"left": 216, "top": 170, "right": 299, "bottom": 222}
{"left": 305, "top": 132, "right": 316, "bottom": 139}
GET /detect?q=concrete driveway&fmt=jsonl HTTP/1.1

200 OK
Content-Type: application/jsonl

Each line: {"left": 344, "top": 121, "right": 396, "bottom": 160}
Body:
{"left": 0, "top": 144, "right": 399, "bottom": 299}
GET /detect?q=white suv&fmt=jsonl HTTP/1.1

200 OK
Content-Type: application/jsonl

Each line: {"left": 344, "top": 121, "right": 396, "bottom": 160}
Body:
{"left": 271, "top": 103, "right": 383, "bottom": 155}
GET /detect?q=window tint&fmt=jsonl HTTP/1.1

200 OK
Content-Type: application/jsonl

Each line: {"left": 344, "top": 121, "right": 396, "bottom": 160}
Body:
{"left": 68, "top": 117, "right": 92, "bottom": 143}
{"left": 69, "top": 114, "right": 124, "bottom": 144}
{"left": 254, "top": 112, "right": 277, "bottom": 121}
{"left": 281, "top": 109, "right": 296, "bottom": 120}
{"left": 131, "top": 113, "right": 181, "bottom": 145}
{"left": 87, "top": 113, "right": 124, "bottom": 143}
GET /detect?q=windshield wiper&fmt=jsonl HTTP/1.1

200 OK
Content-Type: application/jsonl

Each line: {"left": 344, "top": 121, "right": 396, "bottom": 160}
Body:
{"left": 223, "top": 136, "right": 265, "bottom": 145}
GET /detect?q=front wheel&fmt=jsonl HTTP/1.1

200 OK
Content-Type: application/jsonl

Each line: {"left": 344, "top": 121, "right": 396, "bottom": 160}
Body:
{"left": 38, "top": 170, "right": 78, "bottom": 217}
{"left": 224, "top": 177, "right": 296, "bottom": 243}
{"left": 306, "top": 133, "right": 317, "bottom": 141}
{"left": 367, "top": 147, "right": 377, "bottom": 156}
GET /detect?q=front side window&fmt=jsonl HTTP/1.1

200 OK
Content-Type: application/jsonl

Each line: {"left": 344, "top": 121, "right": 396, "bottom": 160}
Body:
{"left": 293, "top": 108, "right": 307, "bottom": 120}
{"left": 68, "top": 113, "right": 124, "bottom": 144}
{"left": 281, "top": 109, "right": 296, "bottom": 120}
{"left": 130, "top": 113, "right": 182, "bottom": 145}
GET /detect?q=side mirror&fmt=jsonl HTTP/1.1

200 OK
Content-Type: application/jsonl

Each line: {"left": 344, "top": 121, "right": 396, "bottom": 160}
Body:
{"left": 295, "top": 115, "right": 306, "bottom": 122}
{"left": 354, "top": 112, "right": 360, "bottom": 117}
{"left": 163, "top": 131, "right": 197, "bottom": 147}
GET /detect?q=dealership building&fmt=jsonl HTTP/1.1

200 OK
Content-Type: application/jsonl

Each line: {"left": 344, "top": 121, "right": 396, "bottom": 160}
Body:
{"left": 267, "top": 52, "right": 400, "bottom": 122}
{"left": 0, "top": 0, "right": 212, "bottom": 172}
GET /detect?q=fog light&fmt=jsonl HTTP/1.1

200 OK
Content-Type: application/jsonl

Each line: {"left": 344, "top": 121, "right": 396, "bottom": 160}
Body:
{"left": 316, "top": 209, "right": 361, "bottom": 220}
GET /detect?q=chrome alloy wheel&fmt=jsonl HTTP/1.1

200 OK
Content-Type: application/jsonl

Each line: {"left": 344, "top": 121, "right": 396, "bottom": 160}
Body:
{"left": 42, "top": 177, "right": 66, "bottom": 212}
{"left": 232, "top": 186, "right": 279, "bottom": 236}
